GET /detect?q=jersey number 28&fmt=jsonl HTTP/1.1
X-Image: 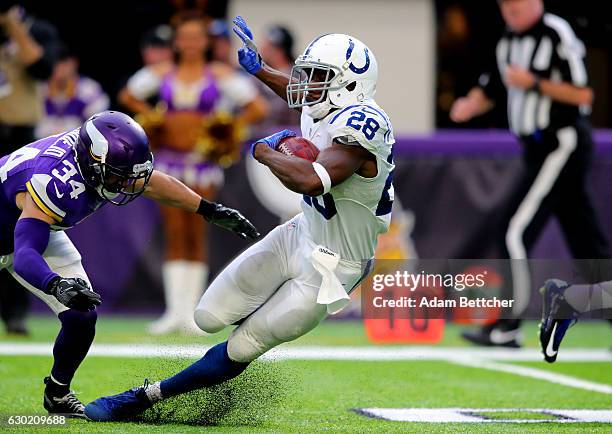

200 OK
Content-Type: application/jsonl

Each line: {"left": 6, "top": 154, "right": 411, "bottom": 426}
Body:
{"left": 346, "top": 111, "right": 380, "bottom": 140}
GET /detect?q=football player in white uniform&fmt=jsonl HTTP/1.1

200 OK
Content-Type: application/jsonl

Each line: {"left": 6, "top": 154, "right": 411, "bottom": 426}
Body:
{"left": 84, "top": 16, "right": 395, "bottom": 421}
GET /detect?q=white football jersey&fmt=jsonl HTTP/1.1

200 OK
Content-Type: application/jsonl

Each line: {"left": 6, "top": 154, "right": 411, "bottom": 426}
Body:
{"left": 299, "top": 99, "right": 395, "bottom": 262}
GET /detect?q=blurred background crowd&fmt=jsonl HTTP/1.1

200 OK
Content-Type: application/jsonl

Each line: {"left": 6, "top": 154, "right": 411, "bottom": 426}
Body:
{"left": 1, "top": 0, "right": 611, "bottom": 340}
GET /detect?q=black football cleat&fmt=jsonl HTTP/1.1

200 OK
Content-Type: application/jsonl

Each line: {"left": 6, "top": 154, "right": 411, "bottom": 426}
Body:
{"left": 43, "top": 377, "right": 85, "bottom": 418}
{"left": 461, "top": 319, "right": 523, "bottom": 348}
{"left": 539, "top": 279, "right": 579, "bottom": 363}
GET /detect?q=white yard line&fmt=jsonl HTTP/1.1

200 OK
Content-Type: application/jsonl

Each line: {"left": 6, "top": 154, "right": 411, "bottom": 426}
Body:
{"left": 451, "top": 357, "right": 612, "bottom": 395}
{"left": 1, "top": 343, "right": 610, "bottom": 395}
{"left": 357, "top": 408, "right": 612, "bottom": 423}
{"left": 0, "top": 342, "right": 610, "bottom": 362}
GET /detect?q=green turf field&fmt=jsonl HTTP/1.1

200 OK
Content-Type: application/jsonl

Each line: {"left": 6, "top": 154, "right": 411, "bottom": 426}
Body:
{"left": 0, "top": 316, "right": 610, "bottom": 433}
{"left": 1, "top": 315, "right": 609, "bottom": 347}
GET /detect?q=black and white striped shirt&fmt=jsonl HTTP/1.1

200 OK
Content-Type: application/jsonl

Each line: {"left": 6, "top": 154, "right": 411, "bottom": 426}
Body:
{"left": 479, "top": 13, "right": 589, "bottom": 138}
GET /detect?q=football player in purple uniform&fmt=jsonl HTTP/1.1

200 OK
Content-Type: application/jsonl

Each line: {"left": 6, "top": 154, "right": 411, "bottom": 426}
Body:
{"left": 0, "top": 110, "right": 258, "bottom": 417}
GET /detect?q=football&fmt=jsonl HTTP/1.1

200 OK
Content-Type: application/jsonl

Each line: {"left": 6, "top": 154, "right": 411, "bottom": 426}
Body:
{"left": 276, "top": 136, "right": 320, "bottom": 162}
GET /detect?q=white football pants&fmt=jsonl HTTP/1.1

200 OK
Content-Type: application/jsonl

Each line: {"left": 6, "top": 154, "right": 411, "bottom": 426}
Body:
{"left": 194, "top": 214, "right": 369, "bottom": 362}
{"left": 0, "top": 231, "right": 89, "bottom": 315}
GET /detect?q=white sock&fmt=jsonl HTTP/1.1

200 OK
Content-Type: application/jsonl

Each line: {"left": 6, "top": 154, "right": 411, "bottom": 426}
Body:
{"left": 160, "top": 260, "right": 190, "bottom": 322}
{"left": 181, "top": 262, "right": 208, "bottom": 331}
{"left": 145, "top": 381, "right": 163, "bottom": 403}
{"left": 181, "top": 262, "right": 208, "bottom": 323}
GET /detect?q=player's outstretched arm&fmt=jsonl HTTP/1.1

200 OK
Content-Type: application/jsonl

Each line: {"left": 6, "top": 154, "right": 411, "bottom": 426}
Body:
{"left": 12, "top": 193, "right": 101, "bottom": 311}
{"left": 253, "top": 138, "right": 371, "bottom": 197}
{"left": 143, "top": 170, "right": 201, "bottom": 211}
{"left": 232, "top": 16, "right": 292, "bottom": 103}
{"left": 255, "top": 66, "right": 292, "bottom": 103}
{"left": 144, "top": 170, "right": 260, "bottom": 239}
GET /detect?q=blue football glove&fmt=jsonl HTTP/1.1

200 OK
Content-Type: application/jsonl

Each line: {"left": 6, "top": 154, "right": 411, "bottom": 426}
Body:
{"left": 232, "top": 16, "right": 263, "bottom": 74}
{"left": 250, "top": 129, "right": 297, "bottom": 157}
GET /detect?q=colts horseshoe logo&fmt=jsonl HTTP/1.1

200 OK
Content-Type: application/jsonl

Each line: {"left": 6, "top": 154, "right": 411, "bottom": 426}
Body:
{"left": 346, "top": 39, "right": 370, "bottom": 74}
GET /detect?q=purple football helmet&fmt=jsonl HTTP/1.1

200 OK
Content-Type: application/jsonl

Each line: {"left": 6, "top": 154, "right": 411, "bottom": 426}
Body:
{"left": 75, "top": 111, "right": 154, "bottom": 205}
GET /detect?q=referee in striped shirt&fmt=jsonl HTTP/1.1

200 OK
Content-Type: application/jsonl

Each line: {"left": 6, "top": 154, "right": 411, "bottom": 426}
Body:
{"left": 450, "top": 0, "right": 609, "bottom": 347}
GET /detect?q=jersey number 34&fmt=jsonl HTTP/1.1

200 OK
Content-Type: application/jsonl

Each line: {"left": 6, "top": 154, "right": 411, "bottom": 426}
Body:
{"left": 0, "top": 147, "right": 86, "bottom": 200}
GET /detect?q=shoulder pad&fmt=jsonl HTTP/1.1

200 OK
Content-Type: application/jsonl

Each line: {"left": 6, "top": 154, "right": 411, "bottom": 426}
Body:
{"left": 327, "top": 104, "right": 394, "bottom": 155}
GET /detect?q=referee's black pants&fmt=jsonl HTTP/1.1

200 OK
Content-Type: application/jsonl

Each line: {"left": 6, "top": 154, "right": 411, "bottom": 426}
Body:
{"left": 498, "top": 121, "right": 609, "bottom": 328}
{"left": 0, "top": 124, "right": 36, "bottom": 332}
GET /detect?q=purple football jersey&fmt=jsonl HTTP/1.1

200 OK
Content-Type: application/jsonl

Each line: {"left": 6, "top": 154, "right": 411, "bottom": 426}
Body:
{"left": 0, "top": 129, "right": 106, "bottom": 254}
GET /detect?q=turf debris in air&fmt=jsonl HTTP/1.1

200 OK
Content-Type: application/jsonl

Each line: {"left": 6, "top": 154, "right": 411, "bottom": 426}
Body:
{"left": 136, "top": 358, "right": 295, "bottom": 426}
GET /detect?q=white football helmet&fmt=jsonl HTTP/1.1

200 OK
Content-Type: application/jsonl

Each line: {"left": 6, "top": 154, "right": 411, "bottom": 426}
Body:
{"left": 287, "top": 33, "right": 378, "bottom": 119}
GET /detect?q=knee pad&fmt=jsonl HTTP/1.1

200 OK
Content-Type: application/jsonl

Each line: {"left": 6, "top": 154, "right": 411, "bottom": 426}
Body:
{"left": 193, "top": 308, "right": 226, "bottom": 334}
{"left": 226, "top": 298, "right": 325, "bottom": 363}
{"left": 227, "top": 327, "right": 271, "bottom": 363}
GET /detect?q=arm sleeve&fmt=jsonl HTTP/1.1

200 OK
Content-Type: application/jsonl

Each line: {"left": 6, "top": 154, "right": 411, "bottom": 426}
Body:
{"left": 13, "top": 217, "right": 59, "bottom": 293}
{"left": 478, "top": 70, "right": 505, "bottom": 101}
{"left": 477, "top": 47, "right": 505, "bottom": 101}
{"left": 25, "top": 19, "right": 61, "bottom": 80}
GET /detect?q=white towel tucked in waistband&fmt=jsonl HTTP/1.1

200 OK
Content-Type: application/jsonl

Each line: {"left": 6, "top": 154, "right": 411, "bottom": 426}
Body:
{"left": 310, "top": 245, "right": 350, "bottom": 314}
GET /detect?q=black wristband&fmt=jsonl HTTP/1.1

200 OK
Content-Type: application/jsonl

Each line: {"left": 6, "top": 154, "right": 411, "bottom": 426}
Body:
{"left": 197, "top": 199, "right": 218, "bottom": 219}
